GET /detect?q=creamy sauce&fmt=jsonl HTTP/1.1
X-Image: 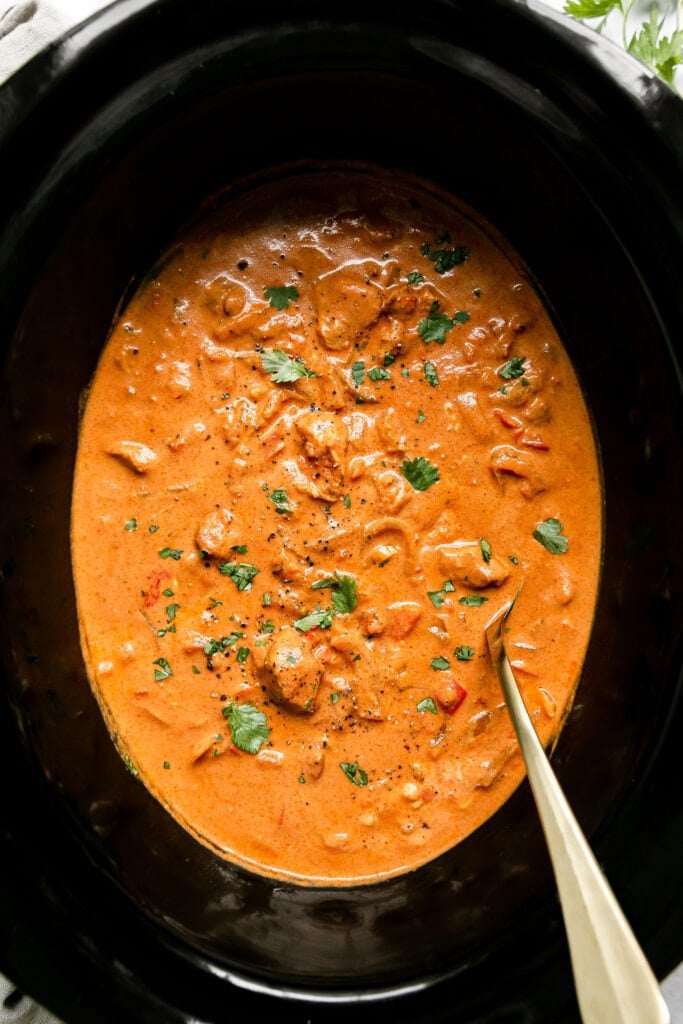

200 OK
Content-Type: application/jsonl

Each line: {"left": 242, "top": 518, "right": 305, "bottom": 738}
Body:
{"left": 71, "top": 167, "right": 602, "bottom": 885}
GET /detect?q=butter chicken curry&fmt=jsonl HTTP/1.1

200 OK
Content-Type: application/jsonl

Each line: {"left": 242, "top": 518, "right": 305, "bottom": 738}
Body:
{"left": 71, "top": 166, "right": 602, "bottom": 885}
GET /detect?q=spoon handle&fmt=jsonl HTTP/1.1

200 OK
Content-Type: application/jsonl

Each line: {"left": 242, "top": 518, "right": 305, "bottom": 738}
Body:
{"left": 489, "top": 630, "right": 670, "bottom": 1024}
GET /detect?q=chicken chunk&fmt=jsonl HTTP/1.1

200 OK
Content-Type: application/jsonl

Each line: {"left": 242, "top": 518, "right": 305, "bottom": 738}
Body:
{"left": 489, "top": 444, "right": 546, "bottom": 498}
{"left": 294, "top": 410, "right": 348, "bottom": 500}
{"left": 257, "top": 626, "right": 323, "bottom": 714}
{"left": 313, "top": 269, "right": 385, "bottom": 350}
{"left": 195, "top": 508, "right": 241, "bottom": 560}
{"left": 436, "top": 541, "right": 510, "bottom": 589}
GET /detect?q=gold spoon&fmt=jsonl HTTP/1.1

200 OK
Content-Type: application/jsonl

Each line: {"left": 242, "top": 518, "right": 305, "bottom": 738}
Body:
{"left": 485, "top": 597, "right": 670, "bottom": 1024}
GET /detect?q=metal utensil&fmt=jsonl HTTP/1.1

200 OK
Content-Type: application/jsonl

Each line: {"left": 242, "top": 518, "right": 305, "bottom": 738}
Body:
{"left": 485, "top": 598, "right": 670, "bottom": 1024}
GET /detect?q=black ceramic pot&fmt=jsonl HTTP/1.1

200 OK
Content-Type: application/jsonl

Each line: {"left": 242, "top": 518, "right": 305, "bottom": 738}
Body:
{"left": 1, "top": 1, "right": 682, "bottom": 1021}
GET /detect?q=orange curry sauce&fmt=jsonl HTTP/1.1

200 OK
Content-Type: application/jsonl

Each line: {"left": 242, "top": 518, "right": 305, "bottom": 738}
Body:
{"left": 71, "top": 167, "right": 602, "bottom": 885}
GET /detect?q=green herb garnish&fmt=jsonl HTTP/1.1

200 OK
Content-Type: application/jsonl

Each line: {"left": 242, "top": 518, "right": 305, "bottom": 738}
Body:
{"left": 499, "top": 356, "right": 526, "bottom": 380}
{"left": 424, "top": 360, "right": 439, "bottom": 387}
{"left": 421, "top": 239, "right": 471, "bottom": 274}
{"left": 340, "top": 761, "right": 369, "bottom": 787}
{"left": 153, "top": 657, "right": 173, "bottom": 681}
{"left": 427, "top": 580, "right": 455, "bottom": 608}
{"left": 260, "top": 348, "right": 315, "bottom": 383}
{"left": 311, "top": 573, "right": 358, "bottom": 613}
{"left": 293, "top": 608, "right": 335, "bottom": 632}
{"left": 267, "top": 487, "right": 292, "bottom": 515}
{"left": 222, "top": 701, "right": 270, "bottom": 754}
{"left": 564, "top": 1, "right": 683, "bottom": 89}
{"left": 159, "top": 547, "right": 182, "bottom": 560}
{"left": 351, "top": 360, "right": 366, "bottom": 385}
{"left": 406, "top": 270, "right": 425, "bottom": 285}
{"left": 264, "top": 285, "right": 299, "bottom": 310}
{"left": 533, "top": 518, "right": 569, "bottom": 554}
{"left": 218, "top": 561, "right": 260, "bottom": 591}
{"left": 400, "top": 456, "right": 440, "bottom": 491}
{"left": 417, "top": 300, "right": 455, "bottom": 345}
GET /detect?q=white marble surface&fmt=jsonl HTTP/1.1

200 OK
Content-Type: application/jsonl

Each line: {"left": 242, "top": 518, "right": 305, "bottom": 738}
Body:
{"left": 0, "top": 1, "right": 681, "bottom": 1021}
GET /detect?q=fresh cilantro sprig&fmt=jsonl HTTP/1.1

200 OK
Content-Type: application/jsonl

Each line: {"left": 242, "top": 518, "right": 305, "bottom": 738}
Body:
{"left": 260, "top": 349, "right": 315, "bottom": 383}
{"left": 417, "top": 301, "right": 456, "bottom": 344}
{"left": 564, "top": 0, "right": 683, "bottom": 91}
{"left": 264, "top": 285, "right": 299, "bottom": 310}
{"left": 421, "top": 236, "right": 471, "bottom": 273}
{"left": 340, "top": 761, "right": 369, "bottom": 787}
{"left": 428, "top": 580, "right": 455, "bottom": 608}
{"left": 400, "top": 456, "right": 440, "bottom": 491}
{"left": 293, "top": 608, "right": 335, "bottom": 632}
{"left": 499, "top": 356, "right": 526, "bottom": 380}
{"left": 265, "top": 485, "right": 292, "bottom": 515}
{"left": 222, "top": 701, "right": 270, "bottom": 753}
{"left": 311, "top": 573, "right": 358, "bottom": 613}
{"left": 218, "top": 560, "right": 260, "bottom": 591}
{"left": 533, "top": 517, "right": 569, "bottom": 554}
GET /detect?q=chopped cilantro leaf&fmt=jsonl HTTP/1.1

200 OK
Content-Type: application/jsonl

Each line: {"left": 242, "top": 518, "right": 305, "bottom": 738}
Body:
{"left": 406, "top": 270, "right": 425, "bottom": 285}
{"left": 293, "top": 608, "right": 335, "bottom": 632}
{"left": 455, "top": 645, "right": 475, "bottom": 661}
{"left": 222, "top": 701, "right": 270, "bottom": 754}
{"left": 311, "top": 573, "right": 358, "bottom": 613}
{"left": 153, "top": 657, "right": 173, "bottom": 681}
{"left": 431, "top": 656, "right": 450, "bottom": 671}
{"left": 264, "top": 285, "right": 299, "bottom": 310}
{"left": 218, "top": 561, "right": 260, "bottom": 591}
{"left": 417, "top": 301, "right": 455, "bottom": 344}
{"left": 421, "top": 239, "right": 471, "bottom": 274}
{"left": 159, "top": 547, "right": 182, "bottom": 560}
{"left": 204, "top": 633, "right": 243, "bottom": 657}
{"left": 236, "top": 647, "right": 250, "bottom": 664}
{"left": 459, "top": 595, "right": 488, "bottom": 607}
{"left": 400, "top": 456, "right": 440, "bottom": 491}
{"left": 533, "top": 518, "right": 569, "bottom": 554}
{"left": 454, "top": 309, "right": 471, "bottom": 324}
{"left": 499, "top": 356, "right": 527, "bottom": 380}
{"left": 267, "top": 487, "right": 292, "bottom": 515}
{"left": 260, "top": 348, "right": 315, "bottom": 383}
{"left": 340, "top": 761, "right": 369, "bottom": 787}
{"left": 351, "top": 360, "right": 366, "bottom": 385}
{"left": 368, "top": 365, "right": 391, "bottom": 381}
{"left": 427, "top": 580, "right": 455, "bottom": 608}
{"left": 416, "top": 409, "right": 426, "bottom": 423}
{"left": 124, "top": 518, "right": 137, "bottom": 532}
{"left": 231, "top": 544, "right": 247, "bottom": 554}
{"left": 480, "top": 538, "right": 492, "bottom": 563}
{"left": 424, "top": 360, "right": 439, "bottom": 387}
{"left": 417, "top": 696, "right": 438, "bottom": 714}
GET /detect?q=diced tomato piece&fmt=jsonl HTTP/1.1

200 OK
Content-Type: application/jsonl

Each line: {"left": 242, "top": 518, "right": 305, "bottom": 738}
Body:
{"left": 493, "top": 408, "right": 523, "bottom": 431}
{"left": 434, "top": 678, "right": 467, "bottom": 714}
{"left": 142, "top": 568, "right": 171, "bottom": 608}
{"left": 518, "top": 429, "right": 549, "bottom": 450}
